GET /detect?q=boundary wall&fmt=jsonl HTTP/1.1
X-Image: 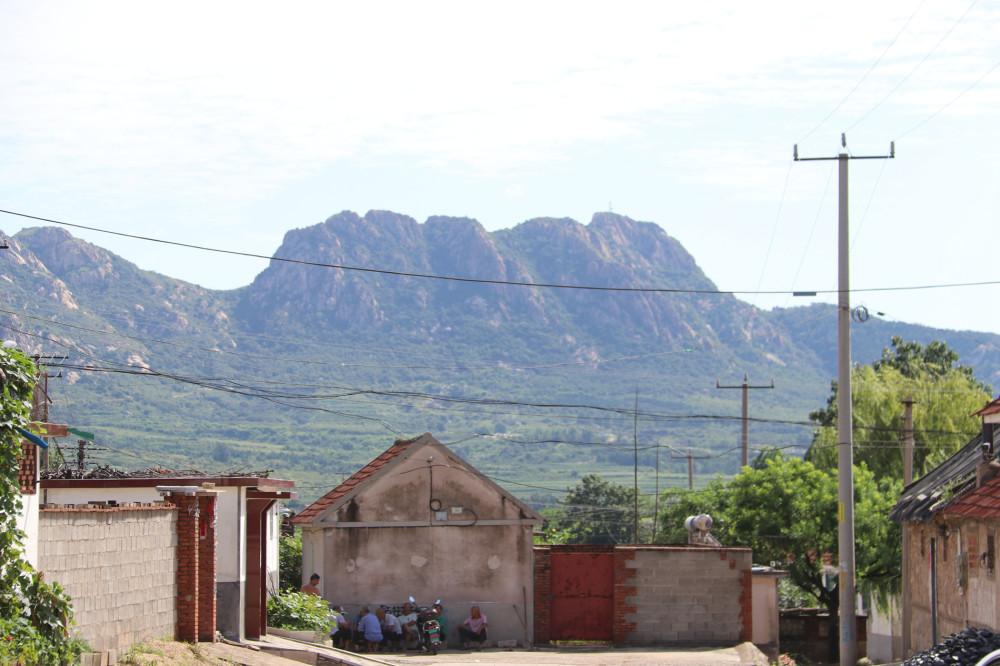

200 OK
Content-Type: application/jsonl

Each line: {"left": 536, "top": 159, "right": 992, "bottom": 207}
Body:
{"left": 38, "top": 504, "right": 177, "bottom": 654}
{"left": 535, "top": 545, "right": 752, "bottom": 647}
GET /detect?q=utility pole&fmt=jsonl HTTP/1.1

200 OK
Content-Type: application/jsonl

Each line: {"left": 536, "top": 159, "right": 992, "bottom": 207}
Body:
{"left": 30, "top": 357, "right": 51, "bottom": 469}
{"left": 633, "top": 388, "right": 639, "bottom": 544}
{"left": 671, "top": 448, "right": 710, "bottom": 490}
{"left": 716, "top": 373, "right": 775, "bottom": 467}
{"left": 901, "top": 395, "right": 916, "bottom": 658}
{"left": 653, "top": 441, "right": 661, "bottom": 543}
{"left": 795, "top": 135, "right": 895, "bottom": 666}
{"left": 30, "top": 355, "right": 67, "bottom": 470}
{"left": 903, "top": 396, "right": 915, "bottom": 486}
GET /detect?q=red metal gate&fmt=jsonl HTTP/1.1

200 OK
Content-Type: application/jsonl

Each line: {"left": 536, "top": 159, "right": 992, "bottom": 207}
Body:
{"left": 549, "top": 549, "right": 614, "bottom": 641}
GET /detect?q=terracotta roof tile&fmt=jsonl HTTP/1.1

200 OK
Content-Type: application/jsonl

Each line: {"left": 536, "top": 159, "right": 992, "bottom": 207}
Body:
{"left": 974, "top": 396, "right": 1000, "bottom": 418}
{"left": 291, "top": 436, "right": 421, "bottom": 524}
{"left": 942, "top": 472, "right": 1000, "bottom": 519}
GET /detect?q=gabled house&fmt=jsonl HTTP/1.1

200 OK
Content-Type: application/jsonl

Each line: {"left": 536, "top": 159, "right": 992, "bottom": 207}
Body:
{"left": 292, "top": 432, "right": 544, "bottom": 647}
{"left": 890, "top": 395, "right": 1000, "bottom": 655}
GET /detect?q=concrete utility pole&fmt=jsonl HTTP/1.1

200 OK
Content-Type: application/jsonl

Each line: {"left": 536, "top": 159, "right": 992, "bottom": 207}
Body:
{"left": 671, "top": 448, "right": 710, "bottom": 490}
{"left": 901, "top": 395, "right": 916, "bottom": 658}
{"left": 716, "top": 373, "right": 775, "bottom": 467}
{"left": 795, "top": 136, "right": 895, "bottom": 666}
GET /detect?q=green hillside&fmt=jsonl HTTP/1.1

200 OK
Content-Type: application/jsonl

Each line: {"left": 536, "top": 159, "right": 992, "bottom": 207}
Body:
{"left": 2, "top": 216, "right": 998, "bottom": 511}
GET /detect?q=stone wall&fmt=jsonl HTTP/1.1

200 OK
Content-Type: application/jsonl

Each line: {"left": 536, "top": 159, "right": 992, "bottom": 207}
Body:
{"left": 38, "top": 505, "right": 177, "bottom": 654}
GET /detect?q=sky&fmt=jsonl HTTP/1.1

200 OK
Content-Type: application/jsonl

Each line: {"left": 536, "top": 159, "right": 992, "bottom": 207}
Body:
{"left": 1, "top": 1, "right": 999, "bottom": 335}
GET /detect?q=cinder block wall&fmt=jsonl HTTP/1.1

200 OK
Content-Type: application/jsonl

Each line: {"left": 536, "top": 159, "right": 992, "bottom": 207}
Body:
{"left": 619, "top": 546, "right": 752, "bottom": 646}
{"left": 38, "top": 506, "right": 178, "bottom": 654}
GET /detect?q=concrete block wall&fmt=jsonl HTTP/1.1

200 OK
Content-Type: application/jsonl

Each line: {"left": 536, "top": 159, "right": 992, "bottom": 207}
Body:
{"left": 618, "top": 546, "right": 752, "bottom": 646}
{"left": 38, "top": 506, "right": 178, "bottom": 654}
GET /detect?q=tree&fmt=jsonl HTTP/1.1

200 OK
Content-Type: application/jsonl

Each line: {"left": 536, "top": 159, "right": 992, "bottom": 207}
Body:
{"left": 807, "top": 336, "right": 991, "bottom": 479}
{"left": 0, "top": 349, "right": 83, "bottom": 663}
{"left": 278, "top": 530, "right": 303, "bottom": 593}
{"left": 541, "top": 474, "right": 650, "bottom": 544}
{"left": 659, "top": 456, "right": 900, "bottom": 662}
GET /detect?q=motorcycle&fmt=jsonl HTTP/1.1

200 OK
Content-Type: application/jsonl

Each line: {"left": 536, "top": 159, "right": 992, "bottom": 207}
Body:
{"left": 409, "top": 596, "right": 443, "bottom": 655}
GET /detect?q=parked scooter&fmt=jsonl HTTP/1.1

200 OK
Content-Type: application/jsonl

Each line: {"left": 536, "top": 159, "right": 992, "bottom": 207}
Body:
{"left": 408, "top": 596, "right": 443, "bottom": 654}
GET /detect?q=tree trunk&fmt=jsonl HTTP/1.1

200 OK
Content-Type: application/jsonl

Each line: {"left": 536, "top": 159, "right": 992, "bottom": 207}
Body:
{"left": 822, "top": 588, "right": 840, "bottom": 664}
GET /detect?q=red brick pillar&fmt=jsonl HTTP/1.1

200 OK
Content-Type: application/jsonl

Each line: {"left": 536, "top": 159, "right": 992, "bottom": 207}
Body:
{"left": 613, "top": 548, "right": 637, "bottom": 645}
{"left": 197, "top": 496, "right": 217, "bottom": 643}
{"left": 533, "top": 547, "right": 551, "bottom": 645}
{"left": 168, "top": 494, "right": 199, "bottom": 643}
{"left": 739, "top": 567, "right": 753, "bottom": 643}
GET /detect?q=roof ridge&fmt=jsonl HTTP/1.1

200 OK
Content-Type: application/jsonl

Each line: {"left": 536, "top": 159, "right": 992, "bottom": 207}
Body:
{"left": 291, "top": 433, "right": 432, "bottom": 524}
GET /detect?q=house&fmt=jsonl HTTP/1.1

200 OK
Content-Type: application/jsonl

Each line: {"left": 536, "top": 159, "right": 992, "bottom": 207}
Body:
{"left": 40, "top": 473, "right": 296, "bottom": 645}
{"left": 889, "top": 395, "right": 1000, "bottom": 656}
{"left": 292, "top": 432, "right": 544, "bottom": 647}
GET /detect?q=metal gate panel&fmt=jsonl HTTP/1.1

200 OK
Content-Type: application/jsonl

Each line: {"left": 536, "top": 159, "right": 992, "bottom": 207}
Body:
{"left": 549, "top": 551, "right": 614, "bottom": 641}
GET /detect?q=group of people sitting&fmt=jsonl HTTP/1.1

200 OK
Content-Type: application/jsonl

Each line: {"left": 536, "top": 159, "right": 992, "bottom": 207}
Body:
{"left": 301, "top": 573, "right": 489, "bottom": 653}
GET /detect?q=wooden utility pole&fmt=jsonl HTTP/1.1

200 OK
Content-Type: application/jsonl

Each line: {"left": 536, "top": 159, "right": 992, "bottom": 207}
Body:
{"left": 716, "top": 373, "right": 774, "bottom": 467}
{"left": 30, "top": 357, "right": 51, "bottom": 469}
{"left": 30, "top": 355, "right": 66, "bottom": 470}
{"left": 795, "top": 135, "right": 895, "bottom": 666}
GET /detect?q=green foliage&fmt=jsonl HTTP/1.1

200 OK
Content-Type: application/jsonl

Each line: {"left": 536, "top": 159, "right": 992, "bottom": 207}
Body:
{"left": 279, "top": 532, "right": 303, "bottom": 593}
{"left": 541, "top": 474, "right": 652, "bottom": 544}
{"left": 807, "top": 337, "right": 991, "bottom": 478}
{"left": 265, "top": 592, "right": 330, "bottom": 632}
{"left": 658, "top": 457, "right": 901, "bottom": 613}
{"left": 0, "top": 349, "right": 83, "bottom": 663}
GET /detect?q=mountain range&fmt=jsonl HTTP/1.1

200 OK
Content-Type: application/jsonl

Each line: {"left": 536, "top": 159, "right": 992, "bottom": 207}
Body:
{"left": 3, "top": 211, "right": 998, "bottom": 507}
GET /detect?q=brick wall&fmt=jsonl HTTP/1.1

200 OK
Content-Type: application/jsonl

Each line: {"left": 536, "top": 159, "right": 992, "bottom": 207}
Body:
{"left": 533, "top": 547, "right": 551, "bottom": 643}
{"left": 197, "top": 496, "right": 217, "bottom": 642}
{"left": 38, "top": 505, "right": 177, "bottom": 654}
{"left": 167, "top": 494, "right": 200, "bottom": 642}
{"left": 18, "top": 441, "right": 37, "bottom": 493}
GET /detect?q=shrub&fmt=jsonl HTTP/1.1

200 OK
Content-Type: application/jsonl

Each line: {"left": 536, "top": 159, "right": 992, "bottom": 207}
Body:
{"left": 266, "top": 592, "right": 329, "bottom": 632}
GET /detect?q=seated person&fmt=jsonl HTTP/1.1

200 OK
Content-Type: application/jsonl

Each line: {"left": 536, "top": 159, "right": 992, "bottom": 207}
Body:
{"left": 300, "top": 573, "right": 321, "bottom": 597}
{"left": 328, "top": 604, "right": 349, "bottom": 648}
{"left": 433, "top": 603, "right": 447, "bottom": 646}
{"left": 376, "top": 607, "right": 403, "bottom": 651}
{"left": 399, "top": 601, "right": 418, "bottom": 649}
{"left": 455, "top": 606, "right": 488, "bottom": 649}
{"left": 355, "top": 606, "right": 383, "bottom": 653}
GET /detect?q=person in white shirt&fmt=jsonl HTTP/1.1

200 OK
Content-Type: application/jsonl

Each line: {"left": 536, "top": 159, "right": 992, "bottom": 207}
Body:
{"left": 399, "top": 601, "right": 419, "bottom": 649}
{"left": 376, "top": 607, "right": 403, "bottom": 651}
{"left": 328, "top": 604, "right": 349, "bottom": 648}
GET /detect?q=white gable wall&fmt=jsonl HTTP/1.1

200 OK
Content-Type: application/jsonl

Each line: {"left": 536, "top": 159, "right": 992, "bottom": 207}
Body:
{"left": 18, "top": 490, "right": 40, "bottom": 568}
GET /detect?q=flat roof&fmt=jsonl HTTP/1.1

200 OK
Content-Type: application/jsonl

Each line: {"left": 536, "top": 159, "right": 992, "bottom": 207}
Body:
{"left": 42, "top": 476, "right": 295, "bottom": 490}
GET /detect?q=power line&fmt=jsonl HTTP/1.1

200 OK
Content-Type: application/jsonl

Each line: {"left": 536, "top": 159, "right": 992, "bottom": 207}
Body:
{"left": 846, "top": 0, "right": 980, "bottom": 133}
{"left": 797, "top": 0, "right": 927, "bottom": 144}
{"left": 3, "top": 208, "right": 1000, "bottom": 296}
